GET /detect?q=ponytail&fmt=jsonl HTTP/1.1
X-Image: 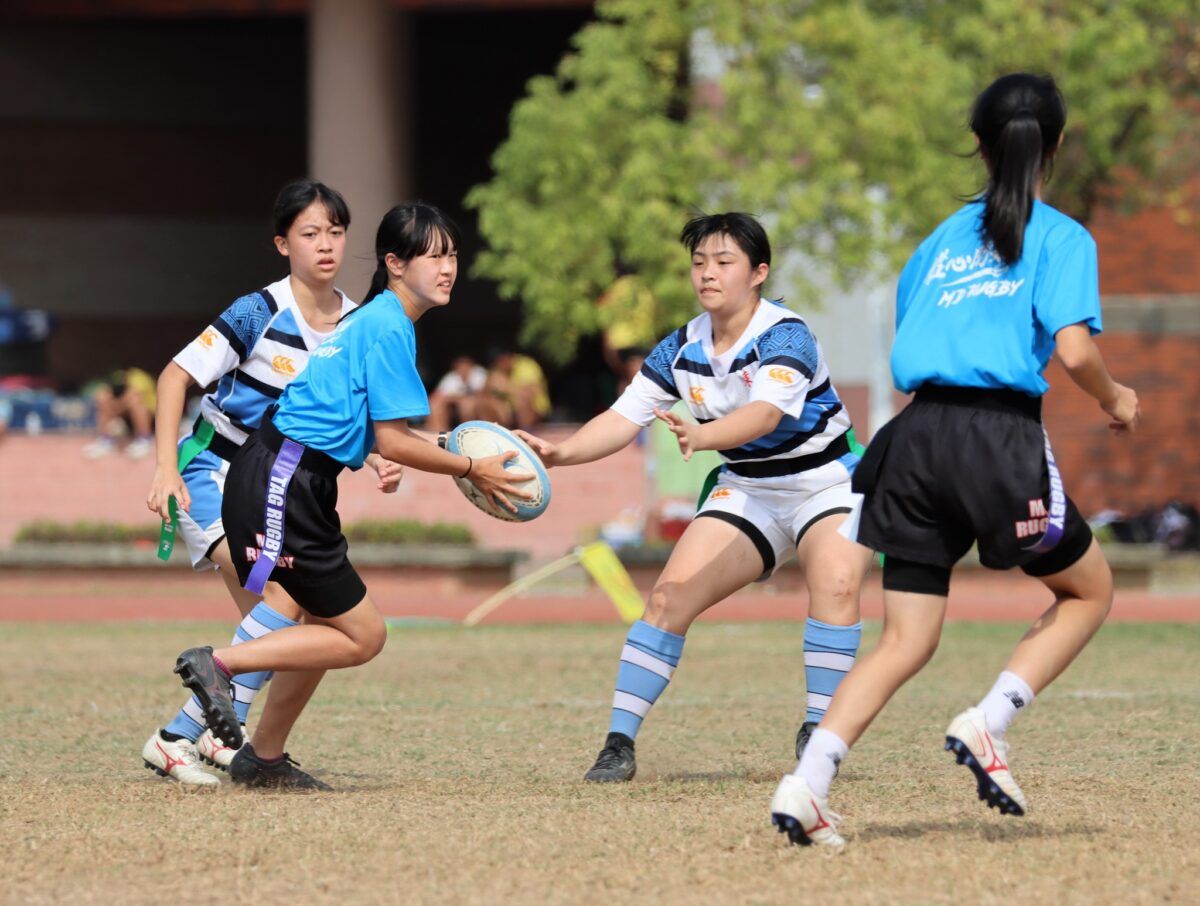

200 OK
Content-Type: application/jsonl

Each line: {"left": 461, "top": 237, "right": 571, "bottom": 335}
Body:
{"left": 363, "top": 262, "right": 390, "bottom": 305}
{"left": 969, "top": 74, "right": 1066, "bottom": 266}
{"left": 981, "top": 111, "right": 1043, "bottom": 264}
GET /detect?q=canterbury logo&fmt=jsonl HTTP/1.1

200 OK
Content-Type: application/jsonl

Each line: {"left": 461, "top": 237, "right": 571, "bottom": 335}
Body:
{"left": 689, "top": 386, "right": 706, "bottom": 404}
{"left": 709, "top": 488, "right": 732, "bottom": 500}
{"left": 198, "top": 328, "right": 217, "bottom": 348}
{"left": 767, "top": 367, "right": 796, "bottom": 385}
{"left": 272, "top": 355, "right": 296, "bottom": 375}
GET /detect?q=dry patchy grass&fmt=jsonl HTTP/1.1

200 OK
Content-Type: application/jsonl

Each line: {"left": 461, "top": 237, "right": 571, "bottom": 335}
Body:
{"left": 1, "top": 621, "right": 1197, "bottom": 904}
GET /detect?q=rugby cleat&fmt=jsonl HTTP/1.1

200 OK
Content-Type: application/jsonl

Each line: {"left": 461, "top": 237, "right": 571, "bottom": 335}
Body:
{"left": 173, "top": 647, "right": 243, "bottom": 750}
{"left": 583, "top": 732, "right": 637, "bottom": 783}
{"left": 794, "top": 721, "right": 817, "bottom": 760}
{"left": 197, "top": 726, "right": 243, "bottom": 770}
{"left": 770, "top": 774, "right": 844, "bottom": 849}
{"left": 945, "top": 707, "right": 1027, "bottom": 816}
{"left": 229, "top": 743, "right": 332, "bottom": 791}
{"left": 142, "top": 730, "right": 219, "bottom": 788}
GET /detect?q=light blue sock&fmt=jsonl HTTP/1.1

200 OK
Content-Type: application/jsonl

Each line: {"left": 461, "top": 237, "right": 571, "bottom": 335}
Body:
{"left": 608, "top": 620, "right": 686, "bottom": 740}
{"left": 230, "top": 603, "right": 298, "bottom": 724}
{"left": 162, "top": 602, "right": 297, "bottom": 739}
{"left": 804, "top": 617, "right": 862, "bottom": 724}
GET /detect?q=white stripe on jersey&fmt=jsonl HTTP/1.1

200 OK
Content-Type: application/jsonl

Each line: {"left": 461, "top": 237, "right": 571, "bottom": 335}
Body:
{"left": 174, "top": 276, "right": 357, "bottom": 445}
{"left": 611, "top": 299, "right": 855, "bottom": 477}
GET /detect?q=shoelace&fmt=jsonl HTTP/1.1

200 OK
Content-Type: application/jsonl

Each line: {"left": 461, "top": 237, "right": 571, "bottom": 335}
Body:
{"left": 593, "top": 744, "right": 629, "bottom": 769}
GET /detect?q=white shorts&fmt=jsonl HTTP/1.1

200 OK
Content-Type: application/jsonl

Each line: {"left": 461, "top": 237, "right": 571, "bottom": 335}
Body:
{"left": 176, "top": 446, "right": 230, "bottom": 571}
{"left": 696, "top": 462, "right": 859, "bottom": 578}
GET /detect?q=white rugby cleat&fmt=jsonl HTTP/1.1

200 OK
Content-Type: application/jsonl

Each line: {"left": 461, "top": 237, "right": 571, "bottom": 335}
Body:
{"left": 945, "top": 707, "right": 1027, "bottom": 816}
{"left": 197, "top": 726, "right": 243, "bottom": 770}
{"left": 770, "top": 774, "right": 845, "bottom": 849}
{"left": 142, "top": 730, "right": 219, "bottom": 788}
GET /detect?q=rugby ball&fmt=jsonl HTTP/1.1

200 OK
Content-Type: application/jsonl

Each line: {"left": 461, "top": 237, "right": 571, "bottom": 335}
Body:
{"left": 445, "top": 421, "right": 551, "bottom": 522}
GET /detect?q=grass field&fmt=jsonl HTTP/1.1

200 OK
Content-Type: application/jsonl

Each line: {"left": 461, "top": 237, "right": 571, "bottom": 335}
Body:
{"left": 2, "top": 620, "right": 1198, "bottom": 904}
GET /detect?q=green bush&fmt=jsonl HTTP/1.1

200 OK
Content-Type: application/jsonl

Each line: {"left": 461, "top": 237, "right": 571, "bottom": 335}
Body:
{"left": 15, "top": 520, "right": 161, "bottom": 544}
{"left": 15, "top": 518, "right": 474, "bottom": 546}
{"left": 343, "top": 519, "right": 474, "bottom": 545}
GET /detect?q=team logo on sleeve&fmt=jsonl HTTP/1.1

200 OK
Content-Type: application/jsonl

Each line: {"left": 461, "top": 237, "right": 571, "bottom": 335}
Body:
{"left": 272, "top": 355, "right": 296, "bottom": 376}
{"left": 709, "top": 487, "right": 732, "bottom": 501}
{"left": 766, "top": 366, "right": 797, "bottom": 385}
{"left": 689, "top": 386, "right": 706, "bottom": 404}
{"left": 198, "top": 328, "right": 217, "bottom": 348}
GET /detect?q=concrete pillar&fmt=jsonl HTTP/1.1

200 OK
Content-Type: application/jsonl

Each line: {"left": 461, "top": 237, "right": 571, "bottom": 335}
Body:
{"left": 308, "top": 0, "right": 412, "bottom": 296}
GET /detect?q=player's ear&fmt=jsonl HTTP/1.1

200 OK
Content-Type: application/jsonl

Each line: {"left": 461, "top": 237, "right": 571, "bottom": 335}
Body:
{"left": 274, "top": 235, "right": 289, "bottom": 257}
{"left": 385, "top": 252, "right": 405, "bottom": 279}
{"left": 751, "top": 262, "right": 769, "bottom": 289}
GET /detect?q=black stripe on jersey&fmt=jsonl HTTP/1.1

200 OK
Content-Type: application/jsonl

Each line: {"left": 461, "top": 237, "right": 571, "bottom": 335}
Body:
{"left": 258, "top": 287, "right": 280, "bottom": 314}
{"left": 729, "top": 349, "right": 759, "bottom": 372}
{"left": 725, "top": 431, "right": 851, "bottom": 478}
{"left": 695, "top": 510, "right": 775, "bottom": 575}
{"left": 675, "top": 358, "right": 716, "bottom": 377}
{"left": 234, "top": 369, "right": 284, "bottom": 400}
{"left": 226, "top": 411, "right": 257, "bottom": 435}
{"left": 639, "top": 362, "right": 680, "bottom": 398}
{"left": 759, "top": 354, "right": 815, "bottom": 380}
{"left": 719, "top": 402, "right": 844, "bottom": 460}
{"left": 805, "top": 377, "right": 832, "bottom": 400}
{"left": 211, "top": 317, "right": 247, "bottom": 361}
{"left": 264, "top": 327, "right": 307, "bottom": 351}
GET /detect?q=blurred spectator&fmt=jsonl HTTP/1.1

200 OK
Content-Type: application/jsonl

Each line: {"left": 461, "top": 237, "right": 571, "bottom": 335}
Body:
{"left": 478, "top": 350, "right": 551, "bottom": 430}
{"left": 599, "top": 275, "right": 657, "bottom": 396}
{"left": 426, "top": 354, "right": 487, "bottom": 432}
{"left": 82, "top": 367, "right": 156, "bottom": 459}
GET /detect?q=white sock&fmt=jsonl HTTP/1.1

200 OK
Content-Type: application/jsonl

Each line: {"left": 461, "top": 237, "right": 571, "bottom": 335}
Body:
{"left": 793, "top": 727, "right": 849, "bottom": 799}
{"left": 977, "top": 670, "right": 1035, "bottom": 739}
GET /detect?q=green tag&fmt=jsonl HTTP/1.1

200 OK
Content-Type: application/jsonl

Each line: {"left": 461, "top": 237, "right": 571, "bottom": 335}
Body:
{"left": 156, "top": 421, "right": 217, "bottom": 562}
{"left": 695, "top": 465, "right": 721, "bottom": 512}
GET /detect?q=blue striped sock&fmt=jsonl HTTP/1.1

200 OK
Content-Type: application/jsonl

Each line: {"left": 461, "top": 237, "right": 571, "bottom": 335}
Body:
{"left": 608, "top": 620, "right": 686, "bottom": 740}
{"left": 804, "top": 617, "right": 862, "bottom": 724}
{"left": 230, "top": 603, "right": 298, "bottom": 724}
{"left": 162, "top": 602, "right": 297, "bottom": 739}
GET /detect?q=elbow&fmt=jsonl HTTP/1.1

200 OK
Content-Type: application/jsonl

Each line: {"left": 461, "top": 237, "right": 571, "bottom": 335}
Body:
{"left": 1056, "top": 344, "right": 1089, "bottom": 372}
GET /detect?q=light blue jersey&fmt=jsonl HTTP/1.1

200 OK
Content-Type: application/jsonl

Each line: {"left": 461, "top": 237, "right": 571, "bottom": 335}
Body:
{"left": 892, "top": 200, "right": 1102, "bottom": 396}
{"left": 273, "top": 290, "right": 430, "bottom": 468}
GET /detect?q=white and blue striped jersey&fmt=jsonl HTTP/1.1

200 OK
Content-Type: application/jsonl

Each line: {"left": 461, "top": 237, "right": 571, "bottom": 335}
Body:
{"left": 611, "top": 299, "right": 859, "bottom": 482}
{"left": 173, "top": 276, "right": 357, "bottom": 445}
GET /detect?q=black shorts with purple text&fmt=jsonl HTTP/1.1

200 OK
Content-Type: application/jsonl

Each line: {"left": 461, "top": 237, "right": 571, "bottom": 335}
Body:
{"left": 853, "top": 385, "right": 1092, "bottom": 576}
{"left": 222, "top": 419, "right": 366, "bottom": 618}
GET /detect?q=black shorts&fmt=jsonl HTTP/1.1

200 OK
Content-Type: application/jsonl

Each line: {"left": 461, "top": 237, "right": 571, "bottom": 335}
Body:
{"left": 222, "top": 419, "right": 366, "bottom": 618}
{"left": 853, "top": 385, "right": 1092, "bottom": 576}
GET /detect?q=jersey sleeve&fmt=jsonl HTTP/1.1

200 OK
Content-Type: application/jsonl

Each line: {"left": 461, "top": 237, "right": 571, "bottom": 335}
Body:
{"left": 749, "top": 320, "right": 818, "bottom": 417}
{"left": 364, "top": 323, "right": 430, "bottom": 421}
{"left": 172, "top": 291, "right": 273, "bottom": 387}
{"left": 1033, "top": 228, "right": 1102, "bottom": 337}
{"left": 894, "top": 247, "right": 926, "bottom": 327}
{"left": 610, "top": 329, "right": 682, "bottom": 426}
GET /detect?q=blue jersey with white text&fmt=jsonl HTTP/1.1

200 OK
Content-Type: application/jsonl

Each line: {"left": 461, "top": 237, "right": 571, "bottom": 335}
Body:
{"left": 273, "top": 290, "right": 430, "bottom": 468}
{"left": 891, "top": 200, "right": 1102, "bottom": 396}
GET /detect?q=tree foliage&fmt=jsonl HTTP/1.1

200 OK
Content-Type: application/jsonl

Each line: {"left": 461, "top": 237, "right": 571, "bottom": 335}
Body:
{"left": 468, "top": 0, "right": 1200, "bottom": 363}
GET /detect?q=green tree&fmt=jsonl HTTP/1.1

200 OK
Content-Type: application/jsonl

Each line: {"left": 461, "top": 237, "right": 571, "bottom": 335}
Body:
{"left": 469, "top": 0, "right": 1199, "bottom": 364}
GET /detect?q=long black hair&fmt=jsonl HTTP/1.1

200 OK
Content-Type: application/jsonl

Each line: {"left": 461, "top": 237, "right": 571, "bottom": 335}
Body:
{"left": 362, "top": 202, "right": 463, "bottom": 304}
{"left": 272, "top": 179, "right": 350, "bottom": 237}
{"left": 970, "top": 73, "right": 1066, "bottom": 265}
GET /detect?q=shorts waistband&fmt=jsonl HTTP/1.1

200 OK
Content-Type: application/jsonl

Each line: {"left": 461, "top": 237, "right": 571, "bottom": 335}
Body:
{"left": 724, "top": 433, "right": 852, "bottom": 479}
{"left": 191, "top": 416, "right": 241, "bottom": 462}
{"left": 259, "top": 418, "right": 345, "bottom": 479}
{"left": 913, "top": 384, "right": 1042, "bottom": 419}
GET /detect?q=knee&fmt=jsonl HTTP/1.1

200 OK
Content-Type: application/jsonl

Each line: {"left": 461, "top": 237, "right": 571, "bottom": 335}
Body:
{"left": 808, "top": 564, "right": 862, "bottom": 620}
{"left": 351, "top": 620, "right": 388, "bottom": 665}
{"left": 878, "top": 624, "right": 940, "bottom": 673}
{"left": 642, "top": 584, "right": 685, "bottom": 632}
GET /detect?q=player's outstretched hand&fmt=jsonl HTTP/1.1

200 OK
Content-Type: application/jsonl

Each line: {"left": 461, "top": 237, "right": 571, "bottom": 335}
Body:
{"left": 370, "top": 456, "right": 404, "bottom": 494}
{"left": 1104, "top": 384, "right": 1140, "bottom": 434}
{"left": 513, "top": 430, "right": 560, "bottom": 467}
{"left": 468, "top": 451, "right": 535, "bottom": 514}
{"left": 147, "top": 466, "right": 190, "bottom": 519}
{"left": 654, "top": 408, "right": 701, "bottom": 462}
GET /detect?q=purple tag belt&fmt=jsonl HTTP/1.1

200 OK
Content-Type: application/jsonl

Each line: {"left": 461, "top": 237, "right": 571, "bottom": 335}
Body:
{"left": 1022, "top": 428, "right": 1065, "bottom": 554}
{"left": 244, "top": 438, "right": 305, "bottom": 595}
